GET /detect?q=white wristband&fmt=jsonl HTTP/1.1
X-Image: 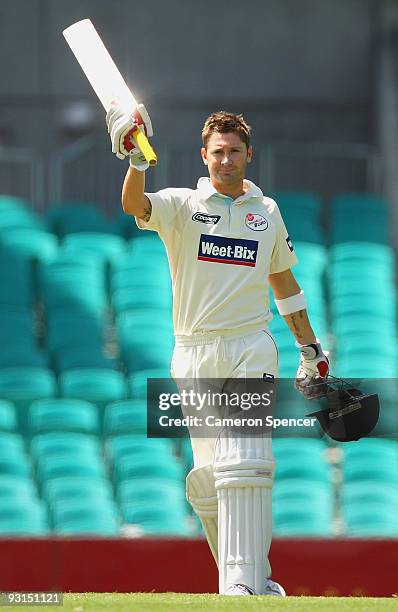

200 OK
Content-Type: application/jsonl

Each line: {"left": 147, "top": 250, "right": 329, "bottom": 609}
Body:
{"left": 274, "top": 290, "right": 306, "bottom": 316}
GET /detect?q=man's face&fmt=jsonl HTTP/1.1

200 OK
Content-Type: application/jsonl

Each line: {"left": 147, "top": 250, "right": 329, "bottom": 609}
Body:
{"left": 201, "top": 132, "right": 252, "bottom": 186}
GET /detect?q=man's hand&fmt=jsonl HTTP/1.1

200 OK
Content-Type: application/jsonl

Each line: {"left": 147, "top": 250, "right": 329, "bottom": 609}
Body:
{"left": 106, "top": 100, "right": 153, "bottom": 171}
{"left": 295, "top": 340, "right": 329, "bottom": 399}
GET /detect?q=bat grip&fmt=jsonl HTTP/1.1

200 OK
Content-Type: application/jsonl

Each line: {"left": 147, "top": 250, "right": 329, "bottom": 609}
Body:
{"left": 132, "top": 129, "right": 158, "bottom": 166}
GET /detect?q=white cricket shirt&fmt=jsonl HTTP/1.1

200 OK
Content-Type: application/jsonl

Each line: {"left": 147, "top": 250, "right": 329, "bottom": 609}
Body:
{"left": 136, "top": 177, "right": 298, "bottom": 336}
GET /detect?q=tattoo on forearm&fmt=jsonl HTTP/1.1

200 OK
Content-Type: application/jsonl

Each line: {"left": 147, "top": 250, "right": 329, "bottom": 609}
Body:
{"left": 139, "top": 201, "right": 152, "bottom": 222}
{"left": 286, "top": 310, "right": 305, "bottom": 341}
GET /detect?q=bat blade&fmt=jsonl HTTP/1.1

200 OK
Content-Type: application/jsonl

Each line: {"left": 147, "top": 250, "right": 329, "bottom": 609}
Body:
{"left": 63, "top": 19, "right": 157, "bottom": 165}
{"left": 63, "top": 19, "right": 137, "bottom": 114}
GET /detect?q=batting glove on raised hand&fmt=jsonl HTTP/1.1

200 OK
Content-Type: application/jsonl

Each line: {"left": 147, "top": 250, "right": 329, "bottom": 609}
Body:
{"left": 106, "top": 100, "right": 153, "bottom": 171}
{"left": 295, "top": 340, "right": 329, "bottom": 399}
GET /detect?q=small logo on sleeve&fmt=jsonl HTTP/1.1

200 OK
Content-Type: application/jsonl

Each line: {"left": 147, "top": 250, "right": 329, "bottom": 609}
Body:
{"left": 245, "top": 213, "right": 268, "bottom": 231}
{"left": 198, "top": 234, "right": 258, "bottom": 267}
{"left": 286, "top": 236, "right": 294, "bottom": 252}
{"left": 192, "top": 212, "right": 221, "bottom": 225}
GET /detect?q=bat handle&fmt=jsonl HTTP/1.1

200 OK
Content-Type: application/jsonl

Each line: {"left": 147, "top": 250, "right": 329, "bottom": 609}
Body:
{"left": 132, "top": 129, "right": 158, "bottom": 166}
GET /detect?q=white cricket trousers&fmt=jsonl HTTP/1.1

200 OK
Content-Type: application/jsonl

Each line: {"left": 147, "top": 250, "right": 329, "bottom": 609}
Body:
{"left": 171, "top": 327, "right": 278, "bottom": 467}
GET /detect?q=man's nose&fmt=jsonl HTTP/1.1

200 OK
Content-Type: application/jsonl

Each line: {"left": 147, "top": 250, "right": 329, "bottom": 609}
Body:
{"left": 221, "top": 154, "right": 232, "bottom": 164}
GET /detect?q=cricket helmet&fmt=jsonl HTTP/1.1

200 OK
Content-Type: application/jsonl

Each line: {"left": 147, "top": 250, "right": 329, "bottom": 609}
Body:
{"left": 306, "top": 376, "right": 380, "bottom": 442}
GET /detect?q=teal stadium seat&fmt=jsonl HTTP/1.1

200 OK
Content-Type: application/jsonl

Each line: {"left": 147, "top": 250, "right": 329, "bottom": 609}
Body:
{"left": 106, "top": 435, "right": 174, "bottom": 465}
{"left": 53, "top": 346, "right": 117, "bottom": 373}
{"left": 0, "top": 501, "right": 49, "bottom": 536}
{"left": 35, "top": 454, "right": 107, "bottom": 485}
{"left": 46, "top": 202, "right": 116, "bottom": 237}
{"left": 113, "top": 454, "right": 184, "bottom": 484}
{"left": 29, "top": 399, "right": 99, "bottom": 435}
{"left": 45, "top": 311, "right": 105, "bottom": 353}
{"left": 42, "top": 476, "right": 113, "bottom": 505}
{"left": 120, "top": 500, "right": 188, "bottom": 535}
{"left": 0, "top": 475, "right": 38, "bottom": 501}
{"left": 103, "top": 400, "right": 148, "bottom": 435}
{"left": 330, "top": 194, "right": 389, "bottom": 243}
{"left": 117, "top": 312, "right": 173, "bottom": 372}
{"left": 0, "top": 251, "right": 34, "bottom": 307}
{"left": 0, "top": 401, "right": 17, "bottom": 431}
{"left": 51, "top": 502, "right": 120, "bottom": 536}
{"left": 330, "top": 241, "right": 395, "bottom": 268}
{"left": 62, "top": 232, "right": 126, "bottom": 264}
{"left": 0, "top": 367, "right": 56, "bottom": 431}
{"left": 39, "top": 251, "right": 107, "bottom": 315}
{"left": 30, "top": 432, "right": 102, "bottom": 460}
{"left": 59, "top": 368, "right": 127, "bottom": 407}
{"left": 0, "top": 229, "right": 58, "bottom": 264}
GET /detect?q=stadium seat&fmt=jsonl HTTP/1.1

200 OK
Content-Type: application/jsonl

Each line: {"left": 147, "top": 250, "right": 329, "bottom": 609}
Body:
{"left": 127, "top": 235, "right": 167, "bottom": 257}
{"left": 275, "top": 454, "right": 331, "bottom": 482}
{"left": 52, "top": 500, "right": 120, "bottom": 535}
{"left": 116, "top": 477, "right": 186, "bottom": 506}
{"left": 273, "top": 506, "right": 333, "bottom": 536}
{"left": 103, "top": 400, "right": 148, "bottom": 435}
{"left": 0, "top": 208, "right": 45, "bottom": 232}
{"left": 0, "top": 195, "right": 31, "bottom": 212}
{"left": 331, "top": 194, "right": 389, "bottom": 218}
{"left": 330, "top": 241, "right": 395, "bottom": 268}
{"left": 0, "top": 251, "right": 35, "bottom": 307}
{"left": 342, "top": 456, "right": 398, "bottom": 484}
{"left": 128, "top": 369, "right": 174, "bottom": 400}
{"left": 39, "top": 251, "right": 107, "bottom": 314}
{"left": 106, "top": 435, "right": 174, "bottom": 465}
{"left": 53, "top": 346, "right": 117, "bottom": 373}
{"left": 46, "top": 202, "right": 114, "bottom": 237}
{"left": 0, "top": 401, "right": 17, "bottom": 431}
{"left": 0, "top": 475, "right": 38, "bottom": 501}
{"left": 45, "top": 311, "right": 105, "bottom": 353}
{"left": 112, "top": 286, "right": 172, "bottom": 314}
{"left": 62, "top": 232, "right": 126, "bottom": 264}
{"left": 0, "top": 229, "right": 58, "bottom": 263}
{"left": 113, "top": 454, "right": 184, "bottom": 484}
{"left": 30, "top": 432, "right": 102, "bottom": 461}
{"left": 36, "top": 454, "right": 107, "bottom": 485}
{"left": 0, "top": 432, "right": 26, "bottom": 455}
{"left": 0, "top": 501, "right": 49, "bottom": 535}
{"left": 42, "top": 476, "right": 113, "bottom": 505}
{"left": 0, "top": 367, "right": 57, "bottom": 431}
{"left": 29, "top": 398, "right": 100, "bottom": 435}
{"left": 0, "top": 455, "right": 32, "bottom": 478}
{"left": 343, "top": 507, "right": 398, "bottom": 537}
{"left": 120, "top": 501, "right": 188, "bottom": 535}
{"left": 59, "top": 369, "right": 128, "bottom": 408}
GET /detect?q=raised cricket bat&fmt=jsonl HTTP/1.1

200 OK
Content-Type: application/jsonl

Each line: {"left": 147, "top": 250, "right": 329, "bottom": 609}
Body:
{"left": 63, "top": 18, "right": 157, "bottom": 166}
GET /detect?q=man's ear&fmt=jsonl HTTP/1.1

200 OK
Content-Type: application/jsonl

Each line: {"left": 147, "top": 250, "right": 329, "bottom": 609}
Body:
{"left": 247, "top": 145, "right": 253, "bottom": 163}
{"left": 201, "top": 146, "right": 208, "bottom": 165}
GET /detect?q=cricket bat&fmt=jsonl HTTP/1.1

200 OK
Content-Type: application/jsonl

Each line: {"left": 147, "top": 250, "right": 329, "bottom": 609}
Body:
{"left": 63, "top": 18, "right": 157, "bottom": 166}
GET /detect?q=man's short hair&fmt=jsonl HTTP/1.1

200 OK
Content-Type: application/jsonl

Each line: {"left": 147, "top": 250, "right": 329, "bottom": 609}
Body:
{"left": 202, "top": 111, "right": 251, "bottom": 149}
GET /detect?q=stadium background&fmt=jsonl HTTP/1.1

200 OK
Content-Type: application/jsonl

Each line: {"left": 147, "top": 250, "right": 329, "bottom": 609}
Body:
{"left": 0, "top": 0, "right": 397, "bottom": 598}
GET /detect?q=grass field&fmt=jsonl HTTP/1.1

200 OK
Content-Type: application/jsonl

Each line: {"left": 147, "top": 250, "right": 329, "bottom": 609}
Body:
{"left": 6, "top": 593, "right": 397, "bottom": 611}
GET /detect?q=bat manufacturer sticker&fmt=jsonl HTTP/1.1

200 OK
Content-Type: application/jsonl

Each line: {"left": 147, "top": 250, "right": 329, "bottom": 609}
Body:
{"left": 192, "top": 212, "right": 221, "bottom": 225}
{"left": 245, "top": 213, "right": 268, "bottom": 231}
{"left": 198, "top": 234, "right": 258, "bottom": 267}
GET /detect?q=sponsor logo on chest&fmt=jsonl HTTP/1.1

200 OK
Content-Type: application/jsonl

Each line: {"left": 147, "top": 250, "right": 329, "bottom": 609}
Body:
{"left": 197, "top": 234, "right": 258, "bottom": 267}
{"left": 192, "top": 212, "right": 221, "bottom": 225}
{"left": 245, "top": 212, "right": 268, "bottom": 231}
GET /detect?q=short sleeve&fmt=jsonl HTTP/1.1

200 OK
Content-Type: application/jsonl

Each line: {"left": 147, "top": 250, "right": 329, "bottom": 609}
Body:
{"left": 135, "top": 188, "right": 193, "bottom": 234}
{"left": 268, "top": 201, "right": 298, "bottom": 273}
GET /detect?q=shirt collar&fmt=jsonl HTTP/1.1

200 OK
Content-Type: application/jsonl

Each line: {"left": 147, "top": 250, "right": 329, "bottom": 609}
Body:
{"left": 196, "top": 177, "right": 263, "bottom": 204}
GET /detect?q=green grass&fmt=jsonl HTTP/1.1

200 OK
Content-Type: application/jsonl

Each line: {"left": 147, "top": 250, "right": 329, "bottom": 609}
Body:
{"left": 6, "top": 593, "right": 397, "bottom": 611}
